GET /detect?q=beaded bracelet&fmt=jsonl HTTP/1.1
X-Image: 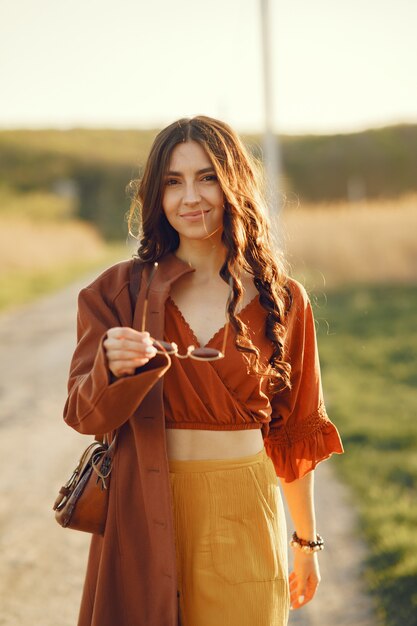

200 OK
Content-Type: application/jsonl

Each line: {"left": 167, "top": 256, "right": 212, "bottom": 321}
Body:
{"left": 289, "top": 531, "right": 325, "bottom": 554}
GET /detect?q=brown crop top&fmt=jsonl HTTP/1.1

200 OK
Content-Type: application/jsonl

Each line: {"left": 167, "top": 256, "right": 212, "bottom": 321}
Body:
{"left": 162, "top": 278, "right": 343, "bottom": 481}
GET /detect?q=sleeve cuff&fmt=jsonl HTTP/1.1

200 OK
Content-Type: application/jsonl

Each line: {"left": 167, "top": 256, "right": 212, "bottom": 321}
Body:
{"left": 264, "top": 405, "right": 344, "bottom": 482}
{"left": 64, "top": 333, "right": 171, "bottom": 434}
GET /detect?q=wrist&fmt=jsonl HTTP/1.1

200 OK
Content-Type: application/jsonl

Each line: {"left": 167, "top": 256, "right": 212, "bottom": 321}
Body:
{"left": 290, "top": 531, "right": 324, "bottom": 554}
{"left": 294, "top": 530, "right": 317, "bottom": 542}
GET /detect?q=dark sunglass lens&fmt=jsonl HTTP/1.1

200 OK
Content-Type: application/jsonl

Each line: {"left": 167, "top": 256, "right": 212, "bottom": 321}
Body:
{"left": 190, "top": 347, "right": 221, "bottom": 359}
{"left": 153, "top": 339, "right": 176, "bottom": 353}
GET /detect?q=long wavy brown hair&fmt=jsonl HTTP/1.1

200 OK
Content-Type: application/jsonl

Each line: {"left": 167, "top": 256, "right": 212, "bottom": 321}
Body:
{"left": 127, "top": 115, "right": 292, "bottom": 392}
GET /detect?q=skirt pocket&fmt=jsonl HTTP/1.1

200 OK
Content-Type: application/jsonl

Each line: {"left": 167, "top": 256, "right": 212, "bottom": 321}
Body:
{"left": 209, "top": 465, "right": 285, "bottom": 585}
{"left": 248, "top": 465, "right": 276, "bottom": 520}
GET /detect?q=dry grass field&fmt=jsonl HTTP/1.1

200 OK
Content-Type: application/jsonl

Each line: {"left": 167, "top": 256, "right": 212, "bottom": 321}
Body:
{"left": 0, "top": 216, "right": 125, "bottom": 310}
{"left": 279, "top": 193, "right": 417, "bottom": 289}
{"left": 0, "top": 187, "right": 108, "bottom": 275}
{"left": 1, "top": 192, "right": 416, "bottom": 311}
{"left": 1, "top": 217, "right": 106, "bottom": 272}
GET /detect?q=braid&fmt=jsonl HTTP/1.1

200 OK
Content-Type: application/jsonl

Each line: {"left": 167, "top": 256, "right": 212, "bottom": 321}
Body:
{"left": 220, "top": 202, "right": 292, "bottom": 393}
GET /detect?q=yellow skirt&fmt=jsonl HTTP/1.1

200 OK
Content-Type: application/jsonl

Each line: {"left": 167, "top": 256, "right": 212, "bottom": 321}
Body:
{"left": 169, "top": 447, "right": 290, "bottom": 626}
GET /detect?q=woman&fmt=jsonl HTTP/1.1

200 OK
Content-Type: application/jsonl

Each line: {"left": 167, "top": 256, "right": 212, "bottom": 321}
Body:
{"left": 64, "top": 115, "right": 343, "bottom": 626}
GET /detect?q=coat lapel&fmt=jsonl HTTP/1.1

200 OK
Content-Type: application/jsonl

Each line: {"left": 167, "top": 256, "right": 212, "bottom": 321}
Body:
{"left": 132, "top": 252, "right": 195, "bottom": 335}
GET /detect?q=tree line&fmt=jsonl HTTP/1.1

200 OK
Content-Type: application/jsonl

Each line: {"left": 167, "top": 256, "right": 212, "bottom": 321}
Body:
{"left": 1, "top": 123, "right": 415, "bottom": 239}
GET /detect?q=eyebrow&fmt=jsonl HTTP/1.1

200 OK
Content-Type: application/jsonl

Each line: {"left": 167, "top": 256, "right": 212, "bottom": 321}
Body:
{"left": 165, "top": 167, "right": 215, "bottom": 176}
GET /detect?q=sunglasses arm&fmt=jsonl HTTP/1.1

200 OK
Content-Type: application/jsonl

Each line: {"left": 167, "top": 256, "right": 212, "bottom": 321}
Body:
{"left": 141, "top": 262, "right": 158, "bottom": 333}
{"left": 141, "top": 299, "right": 149, "bottom": 333}
{"left": 219, "top": 321, "right": 229, "bottom": 358}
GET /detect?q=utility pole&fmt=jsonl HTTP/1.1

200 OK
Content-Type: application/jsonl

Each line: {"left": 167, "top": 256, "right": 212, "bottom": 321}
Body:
{"left": 260, "top": 0, "right": 281, "bottom": 218}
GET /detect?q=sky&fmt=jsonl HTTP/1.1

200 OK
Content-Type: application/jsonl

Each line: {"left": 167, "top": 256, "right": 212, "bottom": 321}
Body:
{"left": 1, "top": 0, "right": 416, "bottom": 135}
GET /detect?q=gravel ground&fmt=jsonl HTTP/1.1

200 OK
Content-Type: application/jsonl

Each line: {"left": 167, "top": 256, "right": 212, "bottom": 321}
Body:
{"left": 0, "top": 277, "right": 381, "bottom": 626}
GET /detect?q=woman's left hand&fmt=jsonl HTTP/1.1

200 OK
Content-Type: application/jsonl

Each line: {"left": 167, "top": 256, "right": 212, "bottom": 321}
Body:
{"left": 289, "top": 550, "right": 321, "bottom": 610}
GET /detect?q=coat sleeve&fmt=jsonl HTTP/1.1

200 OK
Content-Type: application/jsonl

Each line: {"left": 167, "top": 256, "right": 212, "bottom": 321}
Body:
{"left": 63, "top": 286, "right": 171, "bottom": 435}
{"left": 263, "top": 280, "right": 343, "bottom": 482}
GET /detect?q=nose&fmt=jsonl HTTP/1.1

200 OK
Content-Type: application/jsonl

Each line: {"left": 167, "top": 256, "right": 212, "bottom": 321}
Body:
{"left": 183, "top": 182, "right": 201, "bottom": 206}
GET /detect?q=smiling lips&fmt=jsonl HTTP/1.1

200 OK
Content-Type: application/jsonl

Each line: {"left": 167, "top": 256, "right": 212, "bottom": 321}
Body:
{"left": 180, "top": 209, "right": 211, "bottom": 221}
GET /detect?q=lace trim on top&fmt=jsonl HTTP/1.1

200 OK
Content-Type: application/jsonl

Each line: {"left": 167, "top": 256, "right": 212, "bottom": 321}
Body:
{"left": 267, "top": 402, "right": 331, "bottom": 447}
{"left": 167, "top": 295, "right": 258, "bottom": 348}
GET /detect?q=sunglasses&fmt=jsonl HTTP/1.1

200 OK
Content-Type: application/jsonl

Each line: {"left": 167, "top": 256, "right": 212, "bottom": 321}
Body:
{"left": 141, "top": 262, "right": 232, "bottom": 361}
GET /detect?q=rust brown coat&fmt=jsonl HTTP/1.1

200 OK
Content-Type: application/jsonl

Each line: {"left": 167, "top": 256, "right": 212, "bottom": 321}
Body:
{"left": 64, "top": 253, "right": 195, "bottom": 626}
{"left": 64, "top": 251, "right": 343, "bottom": 625}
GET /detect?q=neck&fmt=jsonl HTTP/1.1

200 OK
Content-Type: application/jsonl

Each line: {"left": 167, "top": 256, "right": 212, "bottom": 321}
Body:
{"left": 174, "top": 234, "right": 227, "bottom": 280}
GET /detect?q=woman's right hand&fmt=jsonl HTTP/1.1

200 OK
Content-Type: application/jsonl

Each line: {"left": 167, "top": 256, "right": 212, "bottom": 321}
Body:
{"left": 103, "top": 327, "right": 158, "bottom": 378}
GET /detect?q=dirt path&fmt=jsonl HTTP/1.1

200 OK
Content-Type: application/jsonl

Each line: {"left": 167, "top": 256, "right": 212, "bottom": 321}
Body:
{"left": 0, "top": 277, "right": 380, "bottom": 626}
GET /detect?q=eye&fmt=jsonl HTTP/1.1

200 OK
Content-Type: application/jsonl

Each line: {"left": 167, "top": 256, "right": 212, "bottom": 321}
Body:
{"left": 165, "top": 178, "right": 180, "bottom": 186}
{"left": 202, "top": 174, "right": 218, "bottom": 182}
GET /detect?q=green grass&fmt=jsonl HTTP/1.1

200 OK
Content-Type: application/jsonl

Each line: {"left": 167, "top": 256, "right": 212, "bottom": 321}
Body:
{"left": 313, "top": 283, "right": 417, "bottom": 626}
{"left": 0, "top": 244, "right": 128, "bottom": 312}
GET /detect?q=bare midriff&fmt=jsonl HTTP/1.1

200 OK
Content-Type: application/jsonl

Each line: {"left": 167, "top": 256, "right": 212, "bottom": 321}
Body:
{"left": 165, "top": 427, "right": 265, "bottom": 461}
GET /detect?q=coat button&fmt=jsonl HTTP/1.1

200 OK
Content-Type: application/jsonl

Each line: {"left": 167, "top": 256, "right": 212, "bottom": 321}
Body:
{"left": 153, "top": 519, "right": 166, "bottom": 528}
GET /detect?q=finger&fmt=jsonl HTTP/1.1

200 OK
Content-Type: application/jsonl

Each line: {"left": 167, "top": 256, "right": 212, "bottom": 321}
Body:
{"left": 301, "top": 576, "right": 320, "bottom": 606}
{"left": 297, "top": 583, "right": 307, "bottom": 608}
{"left": 113, "top": 368, "right": 136, "bottom": 377}
{"left": 103, "top": 337, "right": 152, "bottom": 350}
{"left": 290, "top": 594, "right": 305, "bottom": 610}
{"left": 293, "top": 587, "right": 315, "bottom": 609}
{"left": 289, "top": 578, "right": 307, "bottom": 610}
{"left": 300, "top": 589, "right": 315, "bottom": 606}
{"left": 289, "top": 580, "right": 298, "bottom": 594}
{"left": 289, "top": 587, "right": 301, "bottom": 607}
{"left": 109, "top": 364, "right": 137, "bottom": 377}
{"left": 289, "top": 580, "right": 299, "bottom": 607}
{"left": 104, "top": 336, "right": 154, "bottom": 352}
{"left": 292, "top": 577, "right": 319, "bottom": 609}
{"left": 107, "top": 347, "right": 157, "bottom": 361}
{"left": 106, "top": 327, "right": 152, "bottom": 342}
{"left": 110, "top": 358, "right": 150, "bottom": 375}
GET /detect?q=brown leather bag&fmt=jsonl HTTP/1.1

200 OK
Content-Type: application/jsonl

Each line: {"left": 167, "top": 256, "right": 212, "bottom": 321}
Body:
{"left": 53, "top": 259, "right": 144, "bottom": 534}
{"left": 53, "top": 435, "right": 117, "bottom": 534}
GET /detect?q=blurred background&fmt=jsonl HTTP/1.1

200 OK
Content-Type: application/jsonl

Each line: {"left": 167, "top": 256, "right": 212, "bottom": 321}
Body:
{"left": 0, "top": 1, "right": 416, "bottom": 625}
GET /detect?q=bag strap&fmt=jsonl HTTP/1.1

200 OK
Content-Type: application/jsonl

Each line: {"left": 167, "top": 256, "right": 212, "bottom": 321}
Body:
{"left": 129, "top": 257, "right": 145, "bottom": 312}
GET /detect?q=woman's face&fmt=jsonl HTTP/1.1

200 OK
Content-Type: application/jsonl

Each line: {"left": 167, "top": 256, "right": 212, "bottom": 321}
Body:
{"left": 162, "top": 140, "right": 225, "bottom": 241}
